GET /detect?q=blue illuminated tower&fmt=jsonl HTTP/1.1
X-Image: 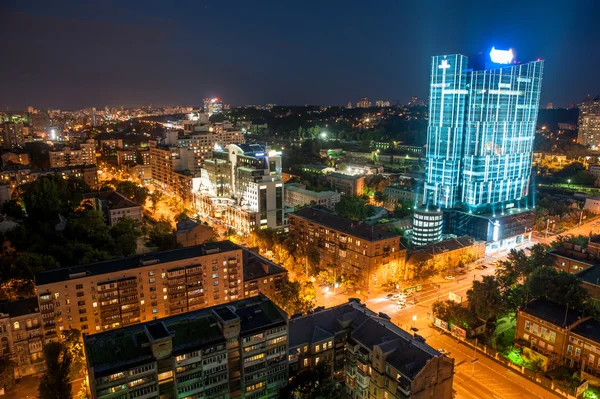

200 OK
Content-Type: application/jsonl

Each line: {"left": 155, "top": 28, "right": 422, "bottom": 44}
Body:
{"left": 412, "top": 49, "right": 544, "bottom": 252}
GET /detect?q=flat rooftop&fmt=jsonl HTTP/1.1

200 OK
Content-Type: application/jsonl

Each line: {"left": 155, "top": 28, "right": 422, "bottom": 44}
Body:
{"left": 84, "top": 295, "right": 286, "bottom": 377}
{"left": 36, "top": 240, "right": 240, "bottom": 286}
{"left": 285, "top": 184, "right": 339, "bottom": 198}
{"left": 291, "top": 206, "right": 399, "bottom": 242}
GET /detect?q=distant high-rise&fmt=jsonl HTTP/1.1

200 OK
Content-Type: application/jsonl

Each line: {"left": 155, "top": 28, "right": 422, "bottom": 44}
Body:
{"left": 413, "top": 49, "right": 543, "bottom": 253}
{"left": 204, "top": 97, "right": 223, "bottom": 116}
{"left": 356, "top": 97, "right": 371, "bottom": 108}
{"left": 577, "top": 95, "right": 600, "bottom": 148}
{"left": 375, "top": 100, "right": 390, "bottom": 107}
{"left": 546, "top": 102, "right": 554, "bottom": 109}
{"left": 0, "top": 121, "right": 25, "bottom": 150}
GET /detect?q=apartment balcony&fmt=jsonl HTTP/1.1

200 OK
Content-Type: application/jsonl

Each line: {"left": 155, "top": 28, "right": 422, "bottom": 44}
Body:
{"left": 120, "top": 295, "right": 139, "bottom": 305}
{"left": 167, "top": 278, "right": 186, "bottom": 286}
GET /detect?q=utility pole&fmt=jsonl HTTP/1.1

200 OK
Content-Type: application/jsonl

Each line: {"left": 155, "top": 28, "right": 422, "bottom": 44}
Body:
{"left": 546, "top": 218, "right": 550, "bottom": 238}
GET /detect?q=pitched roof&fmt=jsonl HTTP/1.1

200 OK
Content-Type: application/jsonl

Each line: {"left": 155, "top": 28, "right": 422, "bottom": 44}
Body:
{"left": 571, "top": 318, "right": 600, "bottom": 344}
{"left": 291, "top": 206, "right": 399, "bottom": 242}
{"left": 520, "top": 298, "right": 585, "bottom": 327}
{"left": 242, "top": 251, "right": 287, "bottom": 281}
{"left": 85, "top": 190, "right": 141, "bottom": 209}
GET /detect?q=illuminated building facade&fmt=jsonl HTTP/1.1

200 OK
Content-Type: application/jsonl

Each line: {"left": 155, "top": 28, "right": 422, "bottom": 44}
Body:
{"left": 414, "top": 49, "right": 544, "bottom": 252}
{"left": 577, "top": 95, "right": 600, "bottom": 148}
{"left": 204, "top": 97, "right": 224, "bottom": 116}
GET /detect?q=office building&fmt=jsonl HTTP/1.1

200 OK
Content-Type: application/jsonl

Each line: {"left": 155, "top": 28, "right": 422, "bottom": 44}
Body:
{"left": 284, "top": 183, "right": 341, "bottom": 210}
{"left": 0, "top": 298, "right": 45, "bottom": 377}
{"left": 289, "top": 206, "right": 405, "bottom": 292}
{"left": 35, "top": 241, "right": 287, "bottom": 337}
{"left": 577, "top": 95, "right": 600, "bottom": 148}
{"left": 49, "top": 139, "right": 96, "bottom": 168}
{"left": 84, "top": 295, "right": 288, "bottom": 399}
{"left": 326, "top": 172, "right": 365, "bottom": 197}
{"left": 200, "top": 144, "right": 285, "bottom": 232}
{"left": 288, "top": 299, "right": 454, "bottom": 398}
{"left": 0, "top": 121, "right": 25, "bottom": 149}
{"left": 204, "top": 97, "right": 224, "bottom": 116}
{"left": 413, "top": 49, "right": 543, "bottom": 253}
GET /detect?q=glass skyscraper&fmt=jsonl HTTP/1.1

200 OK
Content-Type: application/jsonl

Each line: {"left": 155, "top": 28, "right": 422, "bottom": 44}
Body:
{"left": 413, "top": 50, "right": 544, "bottom": 250}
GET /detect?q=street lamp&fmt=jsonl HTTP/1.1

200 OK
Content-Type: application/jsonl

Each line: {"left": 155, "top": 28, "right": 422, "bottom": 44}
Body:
{"left": 411, "top": 314, "right": 417, "bottom": 329}
{"left": 320, "top": 132, "right": 327, "bottom": 139}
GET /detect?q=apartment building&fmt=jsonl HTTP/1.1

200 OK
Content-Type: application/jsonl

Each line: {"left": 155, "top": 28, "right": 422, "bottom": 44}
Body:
{"left": 0, "top": 164, "right": 98, "bottom": 194}
{"left": 149, "top": 142, "right": 200, "bottom": 208}
{"left": 35, "top": 241, "right": 287, "bottom": 338}
{"left": 49, "top": 139, "right": 96, "bottom": 168}
{"left": 0, "top": 121, "right": 25, "bottom": 150}
{"left": 1, "top": 151, "right": 30, "bottom": 166}
{"left": 288, "top": 300, "right": 454, "bottom": 398}
{"left": 0, "top": 298, "right": 45, "bottom": 377}
{"left": 85, "top": 190, "right": 143, "bottom": 226}
{"left": 288, "top": 206, "right": 405, "bottom": 292}
{"left": 174, "top": 218, "right": 214, "bottom": 247}
{"left": 284, "top": 183, "right": 340, "bottom": 210}
{"left": 84, "top": 295, "right": 288, "bottom": 399}
{"left": 326, "top": 172, "right": 365, "bottom": 196}
{"left": 116, "top": 149, "right": 136, "bottom": 166}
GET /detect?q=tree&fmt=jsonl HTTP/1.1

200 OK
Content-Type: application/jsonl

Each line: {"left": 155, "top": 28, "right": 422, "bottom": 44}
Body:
{"left": 149, "top": 191, "right": 163, "bottom": 212}
{"left": 337, "top": 163, "right": 347, "bottom": 172}
{"left": 1, "top": 200, "right": 25, "bottom": 219}
{"left": 61, "top": 329, "right": 85, "bottom": 380}
{"left": 39, "top": 342, "right": 72, "bottom": 399}
{"left": 525, "top": 266, "right": 590, "bottom": 310}
{"left": 374, "top": 191, "right": 386, "bottom": 204}
{"left": 467, "top": 276, "right": 506, "bottom": 322}
{"left": 21, "top": 175, "right": 88, "bottom": 221}
{"left": 147, "top": 218, "right": 180, "bottom": 251}
{"left": 114, "top": 181, "right": 149, "bottom": 205}
{"left": 174, "top": 212, "right": 188, "bottom": 223}
{"left": 280, "top": 361, "right": 344, "bottom": 399}
{"left": 110, "top": 216, "right": 142, "bottom": 256}
{"left": 0, "top": 356, "right": 15, "bottom": 393}
{"left": 393, "top": 199, "right": 413, "bottom": 218}
{"left": 334, "top": 196, "right": 375, "bottom": 221}
{"left": 272, "top": 280, "right": 315, "bottom": 315}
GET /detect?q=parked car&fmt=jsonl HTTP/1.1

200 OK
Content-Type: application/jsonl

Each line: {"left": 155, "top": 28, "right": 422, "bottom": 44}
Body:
{"left": 477, "top": 265, "right": 488, "bottom": 270}
{"left": 438, "top": 348, "right": 449, "bottom": 355}
{"left": 407, "top": 300, "right": 417, "bottom": 306}
{"left": 397, "top": 303, "right": 407, "bottom": 309}
{"left": 392, "top": 293, "right": 401, "bottom": 300}
{"left": 444, "top": 276, "right": 455, "bottom": 280}
{"left": 385, "top": 293, "right": 395, "bottom": 299}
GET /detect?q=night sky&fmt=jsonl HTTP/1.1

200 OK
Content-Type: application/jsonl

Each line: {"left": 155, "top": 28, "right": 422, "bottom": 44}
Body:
{"left": 1, "top": 0, "right": 598, "bottom": 110}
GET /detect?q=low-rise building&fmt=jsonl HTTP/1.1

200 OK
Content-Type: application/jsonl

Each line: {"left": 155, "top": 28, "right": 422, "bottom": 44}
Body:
{"left": 585, "top": 197, "right": 600, "bottom": 214}
{"left": 84, "top": 295, "right": 288, "bottom": 399}
{"left": 284, "top": 183, "right": 341, "bottom": 210}
{"left": 0, "top": 298, "right": 45, "bottom": 377}
{"left": 242, "top": 251, "right": 287, "bottom": 300}
{"left": 175, "top": 218, "right": 214, "bottom": 247}
{"left": 289, "top": 206, "right": 405, "bottom": 292}
{"left": 85, "top": 190, "right": 143, "bottom": 226}
{"left": 406, "top": 237, "right": 485, "bottom": 280}
{"left": 515, "top": 298, "right": 588, "bottom": 369}
{"left": 288, "top": 300, "right": 454, "bottom": 398}
{"left": 384, "top": 184, "right": 417, "bottom": 210}
{"left": 326, "top": 172, "right": 365, "bottom": 197}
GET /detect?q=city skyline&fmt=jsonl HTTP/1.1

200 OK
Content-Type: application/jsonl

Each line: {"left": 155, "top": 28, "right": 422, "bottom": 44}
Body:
{"left": 1, "top": 0, "right": 599, "bottom": 110}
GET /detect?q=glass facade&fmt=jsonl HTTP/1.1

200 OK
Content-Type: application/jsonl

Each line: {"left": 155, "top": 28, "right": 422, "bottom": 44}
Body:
{"left": 423, "top": 54, "right": 543, "bottom": 213}
{"left": 414, "top": 52, "right": 544, "bottom": 246}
